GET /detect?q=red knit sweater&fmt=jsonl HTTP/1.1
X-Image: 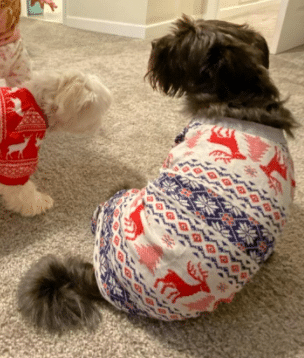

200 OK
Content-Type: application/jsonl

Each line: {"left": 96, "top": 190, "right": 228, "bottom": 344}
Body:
{"left": 0, "top": 87, "right": 47, "bottom": 186}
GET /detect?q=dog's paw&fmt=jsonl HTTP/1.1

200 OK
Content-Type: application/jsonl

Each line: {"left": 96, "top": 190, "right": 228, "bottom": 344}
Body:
{"left": 19, "top": 192, "right": 54, "bottom": 217}
{"left": 1, "top": 181, "right": 54, "bottom": 217}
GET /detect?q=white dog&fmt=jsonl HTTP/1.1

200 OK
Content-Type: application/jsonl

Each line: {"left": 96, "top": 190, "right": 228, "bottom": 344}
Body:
{"left": 0, "top": 70, "right": 112, "bottom": 216}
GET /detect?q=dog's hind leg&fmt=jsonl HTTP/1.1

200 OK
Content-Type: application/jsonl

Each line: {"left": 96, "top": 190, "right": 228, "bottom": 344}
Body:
{"left": 0, "top": 180, "right": 54, "bottom": 216}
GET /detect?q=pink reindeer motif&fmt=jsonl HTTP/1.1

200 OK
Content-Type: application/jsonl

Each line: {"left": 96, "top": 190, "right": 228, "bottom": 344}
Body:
{"left": 6, "top": 135, "right": 31, "bottom": 159}
{"left": 154, "top": 261, "right": 211, "bottom": 303}
{"left": 260, "top": 146, "right": 287, "bottom": 194}
{"left": 208, "top": 126, "right": 247, "bottom": 164}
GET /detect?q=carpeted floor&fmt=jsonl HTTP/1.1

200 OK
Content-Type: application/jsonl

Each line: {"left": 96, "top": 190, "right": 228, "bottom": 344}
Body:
{"left": 0, "top": 16, "right": 303, "bottom": 358}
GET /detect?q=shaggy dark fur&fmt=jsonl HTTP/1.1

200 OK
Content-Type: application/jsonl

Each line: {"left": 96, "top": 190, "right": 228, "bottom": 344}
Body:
{"left": 17, "top": 181, "right": 138, "bottom": 333}
{"left": 17, "top": 15, "right": 299, "bottom": 333}
{"left": 17, "top": 255, "right": 103, "bottom": 332}
{"left": 146, "top": 15, "right": 298, "bottom": 136}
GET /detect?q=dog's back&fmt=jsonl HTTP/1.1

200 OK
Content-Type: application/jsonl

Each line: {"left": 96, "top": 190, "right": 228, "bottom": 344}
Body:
{"left": 90, "top": 117, "right": 294, "bottom": 320}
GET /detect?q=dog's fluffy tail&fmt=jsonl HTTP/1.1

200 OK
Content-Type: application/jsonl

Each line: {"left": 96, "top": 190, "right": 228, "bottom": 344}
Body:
{"left": 17, "top": 255, "right": 103, "bottom": 333}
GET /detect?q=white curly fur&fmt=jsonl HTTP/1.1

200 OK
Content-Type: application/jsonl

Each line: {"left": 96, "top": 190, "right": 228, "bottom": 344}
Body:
{"left": 25, "top": 70, "right": 113, "bottom": 134}
{"left": 0, "top": 70, "right": 112, "bottom": 216}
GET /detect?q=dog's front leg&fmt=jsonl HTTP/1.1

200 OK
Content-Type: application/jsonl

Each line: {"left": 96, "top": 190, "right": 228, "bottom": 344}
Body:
{"left": 0, "top": 180, "right": 54, "bottom": 216}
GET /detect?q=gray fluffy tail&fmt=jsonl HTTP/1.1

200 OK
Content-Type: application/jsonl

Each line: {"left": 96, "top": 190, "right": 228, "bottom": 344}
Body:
{"left": 17, "top": 255, "right": 103, "bottom": 333}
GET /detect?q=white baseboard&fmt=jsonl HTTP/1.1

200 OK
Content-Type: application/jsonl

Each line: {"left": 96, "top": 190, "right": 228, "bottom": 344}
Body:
{"left": 66, "top": 16, "right": 175, "bottom": 39}
{"left": 145, "top": 20, "right": 176, "bottom": 39}
{"left": 218, "top": 0, "right": 280, "bottom": 19}
{"left": 33, "top": 0, "right": 281, "bottom": 40}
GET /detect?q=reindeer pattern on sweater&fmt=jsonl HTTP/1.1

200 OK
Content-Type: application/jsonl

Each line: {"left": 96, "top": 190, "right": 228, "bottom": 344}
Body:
{"left": 92, "top": 117, "right": 295, "bottom": 320}
{"left": 0, "top": 87, "right": 46, "bottom": 185}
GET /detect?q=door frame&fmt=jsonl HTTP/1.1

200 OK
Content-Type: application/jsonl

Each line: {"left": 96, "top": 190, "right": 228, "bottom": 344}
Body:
{"left": 270, "top": 0, "right": 304, "bottom": 54}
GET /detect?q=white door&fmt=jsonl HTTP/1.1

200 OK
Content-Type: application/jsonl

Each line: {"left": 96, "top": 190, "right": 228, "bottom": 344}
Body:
{"left": 271, "top": 0, "right": 304, "bottom": 54}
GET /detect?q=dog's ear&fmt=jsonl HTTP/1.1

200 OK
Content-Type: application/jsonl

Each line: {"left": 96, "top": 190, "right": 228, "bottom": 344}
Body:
{"left": 54, "top": 78, "right": 96, "bottom": 113}
{"left": 146, "top": 34, "right": 183, "bottom": 96}
{"left": 146, "top": 15, "right": 207, "bottom": 97}
{"left": 78, "top": 77, "right": 112, "bottom": 116}
{"left": 76, "top": 88, "right": 97, "bottom": 112}
{"left": 200, "top": 38, "right": 279, "bottom": 102}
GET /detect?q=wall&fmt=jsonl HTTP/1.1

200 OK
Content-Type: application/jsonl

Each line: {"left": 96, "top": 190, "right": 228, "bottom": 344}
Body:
{"left": 67, "top": 0, "right": 148, "bottom": 25}
{"left": 146, "top": 0, "right": 179, "bottom": 25}
{"left": 22, "top": 0, "right": 280, "bottom": 39}
{"left": 220, "top": 0, "right": 270, "bottom": 7}
{"left": 145, "top": 0, "right": 207, "bottom": 25}
{"left": 182, "top": 0, "right": 208, "bottom": 16}
{"left": 64, "top": 0, "right": 213, "bottom": 39}
{"left": 218, "top": 0, "right": 280, "bottom": 19}
{"left": 66, "top": 0, "right": 207, "bottom": 27}
{"left": 144, "top": 0, "right": 214, "bottom": 36}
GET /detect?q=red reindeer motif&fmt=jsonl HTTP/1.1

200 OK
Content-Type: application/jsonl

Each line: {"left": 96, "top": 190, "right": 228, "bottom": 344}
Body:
{"left": 124, "top": 204, "right": 145, "bottom": 240}
{"left": 260, "top": 146, "right": 287, "bottom": 194}
{"left": 208, "top": 126, "right": 247, "bottom": 164}
{"left": 154, "top": 262, "right": 211, "bottom": 303}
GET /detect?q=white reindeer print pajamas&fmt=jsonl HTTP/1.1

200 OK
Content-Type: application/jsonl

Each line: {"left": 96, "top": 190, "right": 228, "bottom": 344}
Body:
{"left": 92, "top": 117, "right": 295, "bottom": 321}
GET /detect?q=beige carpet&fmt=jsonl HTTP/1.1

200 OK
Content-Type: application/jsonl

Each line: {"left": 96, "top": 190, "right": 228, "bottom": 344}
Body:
{"left": 0, "top": 16, "right": 304, "bottom": 358}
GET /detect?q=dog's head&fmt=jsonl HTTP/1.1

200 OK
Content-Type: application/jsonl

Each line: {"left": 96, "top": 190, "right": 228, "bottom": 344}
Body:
{"left": 146, "top": 15, "right": 277, "bottom": 104}
{"left": 27, "top": 70, "right": 112, "bottom": 134}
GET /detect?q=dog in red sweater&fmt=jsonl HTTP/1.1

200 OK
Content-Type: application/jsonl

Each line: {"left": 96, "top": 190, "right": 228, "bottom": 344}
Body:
{"left": 0, "top": 70, "right": 112, "bottom": 216}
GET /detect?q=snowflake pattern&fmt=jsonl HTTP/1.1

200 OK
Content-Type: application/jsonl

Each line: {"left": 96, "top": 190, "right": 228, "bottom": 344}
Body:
{"left": 249, "top": 251, "right": 262, "bottom": 264}
{"left": 223, "top": 202, "right": 243, "bottom": 216}
{"left": 244, "top": 165, "right": 258, "bottom": 177}
{"left": 261, "top": 228, "right": 274, "bottom": 242}
{"left": 236, "top": 223, "right": 258, "bottom": 245}
{"left": 180, "top": 176, "right": 201, "bottom": 189}
{"left": 162, "top": 180, "right": 178, "bottom": 192}
{"left": 92, "top": 120, "right": 294, "bottom": 321}
{"left": 211, "top": 221, "right": 232, "bottom": 239}
{"left": 171, "top": 193, "right": 189, "bottom": 207}
{"left": 217, "top": 282, "right": 228, "bottom": 293}
{"left": 162, "top": 234, "right": 175, "bottom": 248}
{"left": 195, "top": 195, "right": 218, "bottom": 215}
{"left": 99, "top": 255, "right": 108, "bottom": 276}
{"left": 153, "top": 169, "right": 280, "bottom": 265}
{"left": 108, "top": 277, "right": 123, "bottom": 296}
